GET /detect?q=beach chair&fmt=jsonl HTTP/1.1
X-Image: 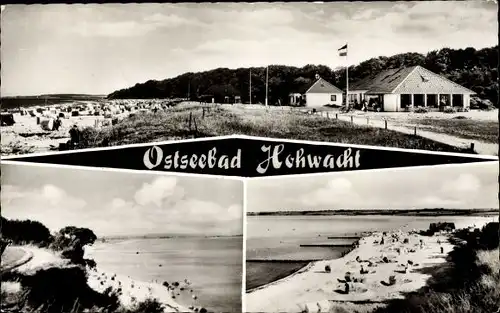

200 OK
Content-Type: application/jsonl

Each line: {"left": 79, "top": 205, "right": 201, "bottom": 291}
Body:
{"left": 301, "top": 301, "right": 322, "bottom": 313}
{"left": 316, "top": 300, "right": 332, "bottom": 313}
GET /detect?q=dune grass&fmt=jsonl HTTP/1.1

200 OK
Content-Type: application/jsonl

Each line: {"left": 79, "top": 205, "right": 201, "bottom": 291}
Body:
{"left": 405, "top": 118, "right": 499, "bottom": 144}
{"left": 369, "top": 223, "right": 499, "bottom": 313}
{"left": 81, "top": 106, "right": 472, "bottom": 153}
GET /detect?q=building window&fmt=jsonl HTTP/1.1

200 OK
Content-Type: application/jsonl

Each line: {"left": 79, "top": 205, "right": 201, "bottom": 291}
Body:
{"left": 400, "top": 94, "right": 412, "bottom": 108}
{"left": 331, "top": 95, "right": 337, "bottom": 101}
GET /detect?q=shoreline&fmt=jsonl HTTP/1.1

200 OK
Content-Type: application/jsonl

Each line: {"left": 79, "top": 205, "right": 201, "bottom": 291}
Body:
{"left": 84, "top": 245, "right": 198, "bottom": 313}
{"left": 246, "top": 241, "right": 359, "bottom": 293}
{"left": 247, "top": 262, "right": 315, "bottom": 294}
{"left": 86, "top": 264, "right": 193, "bottom": 313}
{"left": 245, "top": 230, "right": 455, "bottom": 313}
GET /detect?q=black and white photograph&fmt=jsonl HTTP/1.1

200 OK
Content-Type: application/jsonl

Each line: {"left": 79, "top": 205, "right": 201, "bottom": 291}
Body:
{"left": 245, "top": 162, "right": 499, "bottom": 313}
{"left": 1, "top": 1, "right": 498, "bottom": 156}
{"left": 1, "top": 164, "right": 243, "bottom": 313}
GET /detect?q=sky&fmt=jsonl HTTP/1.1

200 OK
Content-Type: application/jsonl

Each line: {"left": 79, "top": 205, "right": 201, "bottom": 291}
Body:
{"left": 247, "top": 162, "right": 499, "bottom": 212}
{"left": 1, "top": 164, "right": 243, "bottom": 237}
{"left": 1, "top": 1, "right": 497, "bottom": 96}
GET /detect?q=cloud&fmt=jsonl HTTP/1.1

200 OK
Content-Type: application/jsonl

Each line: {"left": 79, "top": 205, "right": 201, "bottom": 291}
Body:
{"left": 440, "top": 173, "right": 482, "bottom": 195}
{"left": 250, "top": 163, "right": 498, "bottom": 212}
{"left": 143, "top": 13, "right": 204, "bottom": 28}
{"left": 100, "top": 176, "right": 242, "bottom": 236}
{"left": 67, "top": 11, "right": 204, "bottom": 38}
{"left": 299, "top": 178, "right": 361, "bottom": 207}
{"left": 134, "top": 176, "right": 180, "bottom": 207}
{"left": 70, "top": 20, "right": 157, "bottom": 38}
{"left": 1, "top": 184, "right": 87, "bottom": 231}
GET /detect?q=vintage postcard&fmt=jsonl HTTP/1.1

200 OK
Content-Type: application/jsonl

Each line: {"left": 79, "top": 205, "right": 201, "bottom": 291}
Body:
{"left": 1, "top": 1, "right": 497, "bottom": 157}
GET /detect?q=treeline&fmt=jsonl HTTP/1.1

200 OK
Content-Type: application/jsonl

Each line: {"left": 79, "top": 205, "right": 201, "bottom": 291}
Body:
{"left": 247, "top": 208, "right": 499, "bottom": 216}
{"left": 108, "top": 46, "right": 498, "bottom": 106}
{"left": 0, "top": 217, "right": 97, "bottom": 265}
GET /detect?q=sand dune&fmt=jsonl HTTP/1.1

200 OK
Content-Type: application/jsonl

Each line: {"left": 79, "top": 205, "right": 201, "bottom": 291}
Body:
{"left": 245, "top": 231, "right": 454, "bottom": 313}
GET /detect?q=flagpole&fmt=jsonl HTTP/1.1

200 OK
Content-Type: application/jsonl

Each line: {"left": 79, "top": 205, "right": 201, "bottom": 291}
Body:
{"left": 249, "top": 69, "right": 252, "bottom": 105}
{"left": 265, "top": 66, "right": 269, "bottom": 107}
{"left": 346, "top": 43, "right": 349, "bottom": 107}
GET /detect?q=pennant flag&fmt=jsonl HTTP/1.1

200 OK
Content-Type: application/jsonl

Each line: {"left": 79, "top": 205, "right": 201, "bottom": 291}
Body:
{"left": 2, "top": 136, "right": 496, "bottom": 177}
{"left": 338, "top": 44, "right": 347, "bottom": 57}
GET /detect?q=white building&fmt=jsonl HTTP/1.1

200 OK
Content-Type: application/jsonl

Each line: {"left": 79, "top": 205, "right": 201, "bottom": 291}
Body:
{"left": 289, "top": 75, "right": 343, "bottom": 108}
{"left": 349, "top": 65, "right": 475, "bottom": 112}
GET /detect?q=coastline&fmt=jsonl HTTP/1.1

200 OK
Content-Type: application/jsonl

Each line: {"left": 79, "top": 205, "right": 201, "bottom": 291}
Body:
{"left": 86, "top": 265, "right": 192, "bottom": 313}
{"left": 247, "top": 262, "right": 315, "bottom": 294}
{"left": 245, "top": 230, "right": 455, "bottom": 313}
{"left": 246, "top": 241, "right": 359, "bottom": 293}
{"left": 84, "top": 245, "right": 196, "bottom": 313}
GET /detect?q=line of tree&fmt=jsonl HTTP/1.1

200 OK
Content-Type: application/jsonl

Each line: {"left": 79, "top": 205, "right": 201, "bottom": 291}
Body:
{"left": 108, "top": 46, "right": 498, "bottom": 107}
{"left": 1, "top": 217, "right": 97, "bottom": 265}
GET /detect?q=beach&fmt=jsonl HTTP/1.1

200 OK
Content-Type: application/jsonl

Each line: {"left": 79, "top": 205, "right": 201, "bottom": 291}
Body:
{"left": 1, "top": 245, "right": 193, "bottom": 312}
{"left": 85, "top": 236, "right": 243, "bottom": 313}
{"left": 245, "top": 230, "right": 455, "bottom": 313}
{"left": 86, "top": 265, "right": 191, "bottom": 312}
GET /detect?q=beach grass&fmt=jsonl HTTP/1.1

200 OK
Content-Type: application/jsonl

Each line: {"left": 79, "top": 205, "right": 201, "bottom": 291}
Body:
{"left": 371, "top": 223, "right": 499, "bottom": 313}
{"left": 405, "top": 118, "right": 499, "bottom": 144}
{"left": 81, "top": 105, "right": 472, "bottom": 153}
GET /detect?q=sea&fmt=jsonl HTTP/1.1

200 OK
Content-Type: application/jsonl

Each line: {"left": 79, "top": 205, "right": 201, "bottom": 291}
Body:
{"left": 86, "top": 236, "right": 242, "bottom": 313}
{"left": 246, "top": 215, "right": 497, "bottom": 291}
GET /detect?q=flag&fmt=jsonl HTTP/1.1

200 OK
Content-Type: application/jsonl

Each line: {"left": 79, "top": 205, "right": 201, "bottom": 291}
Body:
{"left": 338, "top": 44, "right": 347, "bottom": 57}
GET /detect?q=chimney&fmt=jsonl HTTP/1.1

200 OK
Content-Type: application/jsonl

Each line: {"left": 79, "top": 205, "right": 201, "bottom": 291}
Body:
{"left": 315, "top": 73, "right": 320, "bottom": 80}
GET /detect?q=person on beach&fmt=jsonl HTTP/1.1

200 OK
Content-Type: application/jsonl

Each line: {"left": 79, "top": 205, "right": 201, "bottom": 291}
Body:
{"left": 69, "top": 124, "right": 80, "bottom": 148}
{"left": 53, "top": 116, "right": 62, "bottom": 131}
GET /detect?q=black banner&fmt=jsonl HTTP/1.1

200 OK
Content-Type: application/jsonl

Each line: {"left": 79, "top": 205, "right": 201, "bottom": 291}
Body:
{"left": 2, "top": 137, "right": 496, "bottom": 177}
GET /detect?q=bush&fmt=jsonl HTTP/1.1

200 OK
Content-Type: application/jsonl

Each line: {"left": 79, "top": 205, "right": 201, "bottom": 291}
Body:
{"left": 79, "top": 126, "right": 111, "bottom": 148}
{"left": 443, "top": 107, "right": 457, "bottom": 114}
{"left": 18, "top": 267, "right": 121, "bottom": 313}
{"left": 128, "top": 298, "right": 164, "bottom": 313}
{"left": 470, "top": 97, "right": 496, "bottom": 111}
{"left": 413, "top": 107, "right": 429, "bottom": 113}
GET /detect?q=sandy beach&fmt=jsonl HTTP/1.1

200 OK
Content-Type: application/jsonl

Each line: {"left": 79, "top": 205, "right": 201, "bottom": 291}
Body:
{"left": 245, "top": 231, "right": 455, "bottom": 313}
{"left": 2, "top": 245, "right": 193, "bottom": 312}
{"left": 86, "top": 265, "right": 193, "bottom": 312}
{"left": 1, "top": 113, "right": 109, "bottom": 155}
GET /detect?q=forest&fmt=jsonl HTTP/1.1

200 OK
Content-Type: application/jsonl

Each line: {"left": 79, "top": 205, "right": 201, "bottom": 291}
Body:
{"left": 108, "top": 46, "right": 498, "bottom": 107}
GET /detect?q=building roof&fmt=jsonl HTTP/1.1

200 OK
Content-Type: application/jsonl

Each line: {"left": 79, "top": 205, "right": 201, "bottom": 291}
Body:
{"left": 350, "top": 67, "right": 416, "bottom": 93}
{"left": 291, "top": 77, "right": 343, "bottom": 95}
{"left": 306, "top": 77, "right": 343, "bottom": 94}
{"left": 350, "top": 65, "right": 475, "bottom": 95}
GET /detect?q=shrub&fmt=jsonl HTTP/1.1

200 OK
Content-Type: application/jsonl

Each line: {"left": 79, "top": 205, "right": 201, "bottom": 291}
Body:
{"left": 443, "top": 107, "right": 457, "bottom": 114}
{"left": 129, "top": 298, "right": 164, "bottom": 313}
{"left": 18, "top": 267, "right": 121, "bottom": 313}
{"left": 413, "top": 107, "right": 429, "bottom": 113}
{"left": 325, "top": 265, "right": 331, "bottom": 273}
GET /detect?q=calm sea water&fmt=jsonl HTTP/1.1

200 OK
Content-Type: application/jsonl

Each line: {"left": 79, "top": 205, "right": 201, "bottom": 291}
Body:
{"left": 246, "top": 215, "right": 496, "bottom": 291}
{"left": 86, "top": 236, "right": 242, "bottom": 313}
